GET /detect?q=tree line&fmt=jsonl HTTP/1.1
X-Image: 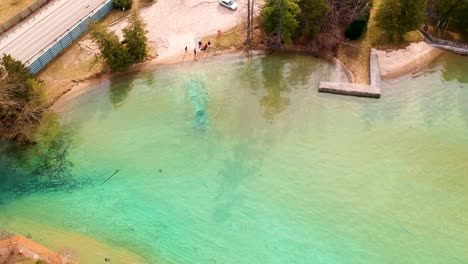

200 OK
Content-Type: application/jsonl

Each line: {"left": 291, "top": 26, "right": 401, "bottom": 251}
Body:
{"left": 261, "top": 0, "right": 467, "bottom": 51}
{"left": 261, "top": 0, "right": 371, "bottom": 55}
{"left": 427, "top": 0, "right": 468, "bottom": 34}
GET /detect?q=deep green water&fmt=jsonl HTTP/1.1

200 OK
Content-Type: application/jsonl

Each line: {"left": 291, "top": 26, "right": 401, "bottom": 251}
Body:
{"left": 1, "top": 53, "right": 468, "bottom": 264}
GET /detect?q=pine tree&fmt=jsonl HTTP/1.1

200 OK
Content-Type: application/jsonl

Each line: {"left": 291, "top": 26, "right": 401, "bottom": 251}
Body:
{"left": 261, "top": 0, "right": 301, "bottom": 46}
{"left": 90, "top": 24, "right": 132, "bottom": 71}
{"left": 434, "top": 0, "right": 468, "bottom": 33}
{"left": 375, "top": 0, "right": 427, "bottom": 41}
{"left": 113, "top": 0, "right": 132, "bottom": 10}
{"left": 123, "top": 10, "right": 148, "bottom": 62}
{"left": 299, "top": 0, "right": 329, "bottom": 37}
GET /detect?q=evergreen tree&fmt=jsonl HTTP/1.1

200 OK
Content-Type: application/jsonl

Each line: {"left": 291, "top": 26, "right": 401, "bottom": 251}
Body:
{"left": 434, "top": 0, "right": 468, "bottom": 33}
{"left": 90, "top": 24, "right": 132, "bottom": 71}
{"left": 299, "top": 0, "right": 329, "bottom": 37}
{"left": 113, "top": 0, "right": 132, "bottom": 10}
{"left": 123, "top": 10, "right": 148, "bottom": 62}
{"left": 375, "top": 0, "right": 427, "bottom": 41}
{"left": 261, "top": 0, "right": 301, "bottom": 46}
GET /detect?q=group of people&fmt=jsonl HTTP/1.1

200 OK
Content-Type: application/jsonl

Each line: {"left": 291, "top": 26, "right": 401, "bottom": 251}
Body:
{"left": 185, "top": 41, "right": 211, "bottom": 58}
{"left": 198, "top": 41, "right": 211, "bottom": 51}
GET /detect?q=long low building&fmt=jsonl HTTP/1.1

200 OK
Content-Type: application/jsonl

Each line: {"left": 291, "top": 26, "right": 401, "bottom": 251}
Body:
{"left": 0, "top": 0, "right": 112, "bottom": 74}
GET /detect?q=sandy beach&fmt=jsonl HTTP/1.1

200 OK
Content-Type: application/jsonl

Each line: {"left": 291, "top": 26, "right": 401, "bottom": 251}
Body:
{"left": 111, "top": 0, "right": 257, "bottom": 60}
{"left": 1, "top": 217, "right": 148, "bottom": 263}
{"left": 41, "top": 0, "right": 261, "bottom": 105}
{"left": 375, "top": 42, "right": 444, "bottom": 80}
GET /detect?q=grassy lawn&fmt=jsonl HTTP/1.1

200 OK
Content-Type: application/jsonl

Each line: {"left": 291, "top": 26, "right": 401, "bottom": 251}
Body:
{"left": 202, "top": 26, "right": 245, "bottom": 50}
{"left": 202, "top": 19, "right": 265, "bottom": 51}
{"left": 0, "top": 0, "right": 37, "bottom": 25}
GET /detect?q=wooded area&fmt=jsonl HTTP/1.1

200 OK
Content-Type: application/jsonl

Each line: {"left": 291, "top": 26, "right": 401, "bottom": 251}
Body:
{"left": 260, "top": 0, "right": 467, "bottom": 55}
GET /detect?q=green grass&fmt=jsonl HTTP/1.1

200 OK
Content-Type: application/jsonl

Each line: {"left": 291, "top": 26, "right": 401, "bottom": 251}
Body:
{"left": 202, "top": 26, "right": 245, "bottom": 50}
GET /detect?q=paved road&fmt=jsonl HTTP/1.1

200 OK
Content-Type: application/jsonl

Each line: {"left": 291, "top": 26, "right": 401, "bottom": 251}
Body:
{"left": 0, "top": 0, "right": 108, "bottom": 65}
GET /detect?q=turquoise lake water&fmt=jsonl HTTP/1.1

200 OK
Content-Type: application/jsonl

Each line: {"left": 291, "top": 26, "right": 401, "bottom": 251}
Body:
{"left": 0, "top": 53, "right": 467, "bottom": 263}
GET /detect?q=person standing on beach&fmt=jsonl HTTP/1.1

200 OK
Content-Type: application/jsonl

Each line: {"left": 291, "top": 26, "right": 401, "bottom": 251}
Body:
{"left": 185, "top": 46, "right": 188, "bottom": 53}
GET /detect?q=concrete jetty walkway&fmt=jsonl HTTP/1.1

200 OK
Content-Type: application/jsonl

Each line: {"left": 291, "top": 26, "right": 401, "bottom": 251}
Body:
{"left": 319, "top": 50, "right": 382, "bottom": 98}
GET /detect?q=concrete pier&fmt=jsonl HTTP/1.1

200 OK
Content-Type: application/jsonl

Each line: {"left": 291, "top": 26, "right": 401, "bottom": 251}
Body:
{"left": 319, "top": 82, "right": 380, "bottom": 98}
{"left": 319, "top": 50, "right": 382, "bottom": 98}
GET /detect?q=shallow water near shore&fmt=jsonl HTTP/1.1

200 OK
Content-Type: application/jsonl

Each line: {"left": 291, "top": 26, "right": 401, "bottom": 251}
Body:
{"left": 1, "top": 53, "right": 468, "bottom": 264}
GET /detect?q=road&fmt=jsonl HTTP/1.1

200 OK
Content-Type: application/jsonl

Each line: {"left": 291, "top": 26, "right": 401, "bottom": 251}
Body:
{"left": 0, "top": 0, "right": 109, "bottom": 65}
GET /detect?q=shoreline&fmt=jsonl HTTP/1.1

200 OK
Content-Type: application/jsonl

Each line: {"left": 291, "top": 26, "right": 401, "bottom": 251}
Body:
{"left": 50, "top": 47, "right": 356, "bottom": 110}
{"left": 1, "top": 216, "right": 149, "bottom": 263}
{"left": 50, "top": 48, "right": 265, "bottom": 110}
{"left": 50, "top": 41, "right": 446, "bottom": 110}
{"left": 375, "top": 42, "right": 445, "bottom": 80}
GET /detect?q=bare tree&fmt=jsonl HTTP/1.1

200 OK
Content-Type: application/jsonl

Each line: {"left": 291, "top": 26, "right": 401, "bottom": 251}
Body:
{"left": 276, "top": 0, "right": 283, "bottom": 49}
{"left": 247, "top": 0, "right": 255, "bottom": 46}
{"left": 247, "top": 0, "right": 251, "bottom": 44}
{"left": 308, "top": 0, "right": 370, "bottom": 57}
{"left": 323, "top": 0, "right": 369, "bottom": 33}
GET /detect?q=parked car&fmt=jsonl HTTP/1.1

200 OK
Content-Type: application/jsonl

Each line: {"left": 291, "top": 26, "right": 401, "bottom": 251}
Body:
{"left": 219, "top": 0, "right": 238, "bottom": 11}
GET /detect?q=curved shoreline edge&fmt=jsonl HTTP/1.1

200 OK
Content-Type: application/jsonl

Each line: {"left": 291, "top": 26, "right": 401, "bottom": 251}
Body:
{"left": 50, "top": 49, "right": 266, "bottom": 110}
{"left": 50, "top": 42, "right": 446, "bottom": 109}
{"left": 376, "top": 42, "right": 445, "bottom": 80}
{"left": 0, "top": 235, "right": 66, "bottom": 264}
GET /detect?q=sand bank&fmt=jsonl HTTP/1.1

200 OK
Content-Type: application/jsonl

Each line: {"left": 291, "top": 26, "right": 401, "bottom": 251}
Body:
{"left": 0, "top": 235, "right": 66, "bottom": 264}
{"left": 2, "top": 216, "right": 148, "bottom": 263}
{"left": 376, "top": 42, "right": 444, "bottom": 80}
